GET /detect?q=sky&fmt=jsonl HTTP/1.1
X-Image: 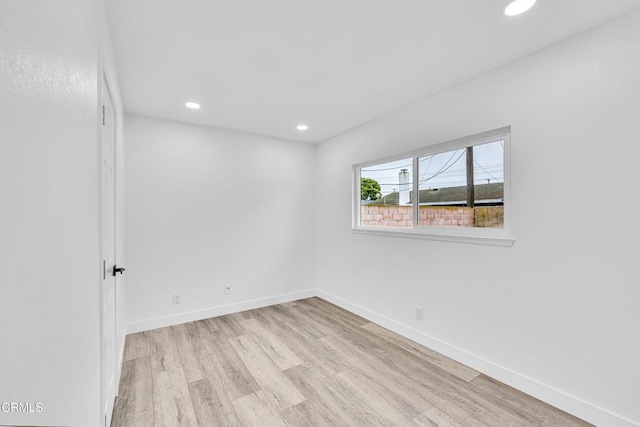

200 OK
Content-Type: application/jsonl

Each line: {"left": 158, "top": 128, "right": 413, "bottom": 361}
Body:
{"left": 361, "top": 140, "right": 504, "bottom": 198}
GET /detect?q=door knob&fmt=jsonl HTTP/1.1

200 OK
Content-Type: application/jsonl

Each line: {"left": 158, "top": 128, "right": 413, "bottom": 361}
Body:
{"left": 113, "top": 266, "right": 126, "bottom": 276}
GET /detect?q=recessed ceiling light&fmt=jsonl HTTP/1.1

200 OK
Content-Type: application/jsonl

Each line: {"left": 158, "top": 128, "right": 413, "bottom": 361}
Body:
{"left": 296, "top": 124, "right": 309, "bottom": 131}
{"left": 185, "top": 101, "right": 201, "bottom": 110}
{"left": 504, "top": 0, "right": 536, "bottom": 16}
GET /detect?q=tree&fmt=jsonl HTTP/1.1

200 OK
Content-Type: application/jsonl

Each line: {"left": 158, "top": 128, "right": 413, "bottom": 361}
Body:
{"left": 361, "top": 177, "right": 381, "bottom": 201}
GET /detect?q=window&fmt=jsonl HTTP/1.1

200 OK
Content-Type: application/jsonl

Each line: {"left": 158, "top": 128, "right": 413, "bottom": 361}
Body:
{"left": 353, "top": 127, "right": 514, "bottom": 246}
{"left": 360, "top": 158, "right": 413, "bottom": 228}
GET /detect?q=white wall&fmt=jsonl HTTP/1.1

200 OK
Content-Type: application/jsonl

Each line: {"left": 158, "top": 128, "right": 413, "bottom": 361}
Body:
{"left": 0, "top": 1, "right": 124, "bottom": 426}
{"left": 124, "top": 115, "right": 316, "bottom": 331}
{"left": 315, "top": 11, "right": 640, "bottom": 427}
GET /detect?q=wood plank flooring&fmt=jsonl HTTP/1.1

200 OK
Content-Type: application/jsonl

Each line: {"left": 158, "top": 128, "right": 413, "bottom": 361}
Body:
{"left": 112, "top": 297, "right": 592, "bottom": 427}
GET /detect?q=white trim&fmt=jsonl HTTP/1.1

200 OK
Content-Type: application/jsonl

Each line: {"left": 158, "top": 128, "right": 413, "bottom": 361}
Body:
{"left": 351, "top": 227, "right": 515, "bottom": 247}
{"left": 354, "top": 127, "right": 513, "bottom": 245}
{"left": 412, "top": 157, "right": 419, "bottom": 227}
{"left": 501, "top": 132, "right": 513, "bottom": 233}
{"left": 99, "top": 67, "right": 119, "bottom": 427}
{"left": 126, "top": 289, "right": 316, "bottom": 334}
{"left": 315, "top": 289, "right": 639, "bottom": 427}
{"left": 352, "top": 166, "right": 361, "bottom": 228}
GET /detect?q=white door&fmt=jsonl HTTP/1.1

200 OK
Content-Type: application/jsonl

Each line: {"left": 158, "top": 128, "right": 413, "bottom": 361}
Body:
{"left": 101, "top": 75, "right": 117, "bottom": 427}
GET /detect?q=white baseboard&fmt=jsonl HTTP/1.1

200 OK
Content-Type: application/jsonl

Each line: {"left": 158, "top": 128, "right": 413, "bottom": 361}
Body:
{"left": 123, "top": 287, "right": 637, "bottom": 427}
{"left": 126, "top": 289, "right": 316, "bottom": 334}
{"left": 316, "top": 289, "right": 639, "bottom": 427}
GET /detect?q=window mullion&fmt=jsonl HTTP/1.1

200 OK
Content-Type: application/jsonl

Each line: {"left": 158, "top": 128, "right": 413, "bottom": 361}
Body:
{"left": 412, "top": 157, "right": 418, "bottom": 228}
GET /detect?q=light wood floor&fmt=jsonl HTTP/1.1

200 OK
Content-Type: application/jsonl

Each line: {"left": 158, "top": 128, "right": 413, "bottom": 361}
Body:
{"left": 112, "top": 297, "right": 591, "bottom": 427}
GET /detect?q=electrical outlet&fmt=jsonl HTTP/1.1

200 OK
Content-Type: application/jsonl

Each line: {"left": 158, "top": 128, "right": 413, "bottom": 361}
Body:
{"left": 415, "top": 306, "right": 424, "bottom": 321}
{"left": 172, "top": 293, "right": 181, "bottom": 305}
{"left": 224, "top": 284, "right": 231, "bottom": 295}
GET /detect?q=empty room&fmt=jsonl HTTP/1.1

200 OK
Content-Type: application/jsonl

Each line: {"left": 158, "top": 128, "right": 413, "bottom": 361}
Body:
{"left": 1, "top": 0, "right": 639, "bottom": 426}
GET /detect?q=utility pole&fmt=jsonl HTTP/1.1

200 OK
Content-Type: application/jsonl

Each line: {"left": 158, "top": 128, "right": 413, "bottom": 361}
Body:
{"left": 466, "top": 147, "right": 474, "bottom": 208}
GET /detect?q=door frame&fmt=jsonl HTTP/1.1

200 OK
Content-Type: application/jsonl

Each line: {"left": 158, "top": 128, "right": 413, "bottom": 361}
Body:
{"left": 99, "top": 67, "right": 120, "bottom": 427}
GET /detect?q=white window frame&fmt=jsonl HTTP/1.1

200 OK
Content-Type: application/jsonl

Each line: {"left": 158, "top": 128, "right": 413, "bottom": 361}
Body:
{"left": 352, "top": 127, "right": 515, "bottom": 247}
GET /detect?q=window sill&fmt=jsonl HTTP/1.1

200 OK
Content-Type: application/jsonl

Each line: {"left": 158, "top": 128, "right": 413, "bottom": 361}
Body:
{"left": 351, "top": 227, "right": 515, "bottom": 247}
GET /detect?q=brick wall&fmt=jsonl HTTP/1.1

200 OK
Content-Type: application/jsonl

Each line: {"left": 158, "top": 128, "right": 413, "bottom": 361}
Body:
{"left": 360, "top": 205, "right": 503, "bottom": 228}
{"left": 360, "top": 205, "right": 413, "bottom": 227}
{"left": 419, "top": 206, "right": 475, "bottom": 227}
{"left": 474, "top": 206, "right": 504, "bottom": 228}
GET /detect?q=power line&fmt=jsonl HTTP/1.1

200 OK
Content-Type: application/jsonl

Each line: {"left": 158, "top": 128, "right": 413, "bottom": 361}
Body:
{"left": 474, "top": 160, "right": 499, "bottom": 181}
{"left": 420, "top": 150, "right": 466, "bottom": 184}
{"left": 363, "top": 152, "right": 503, "bottom": 189}
{"left": 369, "top": 168, "right": 502, "bottom": 186}
{"left": 420, "top": 150, "right": 459, "bottom": 181}
{"left": 420, "top": 154, "right": 434, "bottom": 181}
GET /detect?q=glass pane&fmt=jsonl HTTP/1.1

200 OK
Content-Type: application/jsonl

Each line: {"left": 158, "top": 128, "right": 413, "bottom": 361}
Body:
{"left": 472, "top": 140, "right": 504, "bottom": 228}
{"left": 417, "top": 140, "right": 504, "bottom": 228}
{"left": 360, "top": 158, "right": 413, "bottom": 228}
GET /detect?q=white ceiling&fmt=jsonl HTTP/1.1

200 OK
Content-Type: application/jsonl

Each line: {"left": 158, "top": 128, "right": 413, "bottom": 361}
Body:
{"left": 106, "top": 0, "right": 639, "bottom": 143}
